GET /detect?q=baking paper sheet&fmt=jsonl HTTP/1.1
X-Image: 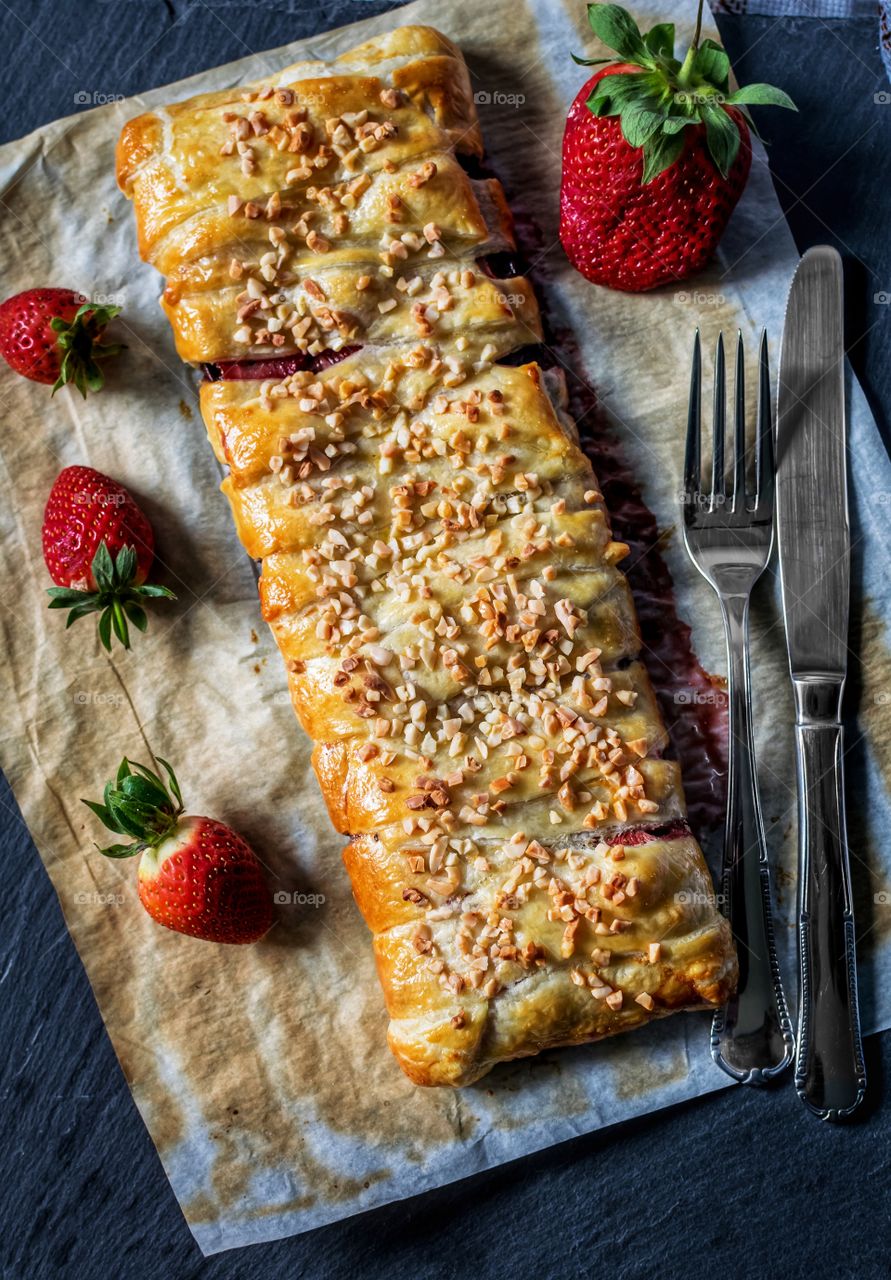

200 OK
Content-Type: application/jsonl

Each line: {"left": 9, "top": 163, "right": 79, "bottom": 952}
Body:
{"left": 1, "top": 0, "right": 890, "bottom": 1255}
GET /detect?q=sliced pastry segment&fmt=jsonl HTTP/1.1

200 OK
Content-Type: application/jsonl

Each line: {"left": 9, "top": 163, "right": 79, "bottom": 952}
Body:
{"left": 117, "top": 22, "right": 736, "bottom": 1086}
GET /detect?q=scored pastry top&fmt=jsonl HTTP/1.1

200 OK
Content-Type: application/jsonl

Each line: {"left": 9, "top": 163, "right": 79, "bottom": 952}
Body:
{"left": 117, "top": 23, "right": 737, "bottom": 1087}
{"left": 116, "top": 25, "right": 532, "bottom": 366}
{"left": 200, "top": 351, "right": 678, "bottom": 838}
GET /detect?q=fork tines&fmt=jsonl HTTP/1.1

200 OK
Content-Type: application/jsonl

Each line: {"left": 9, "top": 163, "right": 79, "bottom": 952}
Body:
{"left": 685, "top": 330, "right": 774, "bottom": 520}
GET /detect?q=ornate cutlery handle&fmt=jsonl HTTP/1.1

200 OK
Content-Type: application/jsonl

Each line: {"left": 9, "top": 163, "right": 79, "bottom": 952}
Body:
{"left": 711, "top": 594, "right": 794, "bottom": 1083}
{"left": 793, "top": 676, "right": 866, "bottom": 1119}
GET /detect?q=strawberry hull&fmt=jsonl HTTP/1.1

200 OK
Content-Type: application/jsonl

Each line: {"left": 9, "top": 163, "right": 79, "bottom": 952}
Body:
{"left": 0, "top": 287, "right": 122, "bottom": 394}
{"left": 0, "top": 288, "right": 86, "bottom": 384}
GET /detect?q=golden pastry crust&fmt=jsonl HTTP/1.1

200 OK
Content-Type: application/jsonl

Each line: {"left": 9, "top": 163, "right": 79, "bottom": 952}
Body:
{"left": 116, "top": 25, "right": 492, "bottom": 364}
{"left": 117, "top": 23, "right": 737, "bottom": 1087}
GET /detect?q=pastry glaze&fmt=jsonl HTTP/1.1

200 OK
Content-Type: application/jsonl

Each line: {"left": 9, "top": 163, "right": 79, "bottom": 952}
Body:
{"left": 117, "top": 24, "right": 737, "bottom": 1086}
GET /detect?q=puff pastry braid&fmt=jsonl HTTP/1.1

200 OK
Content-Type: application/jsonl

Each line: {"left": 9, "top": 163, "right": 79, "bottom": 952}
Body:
{"left": 117, "top": 24, "right": 737, "bottom": 1086}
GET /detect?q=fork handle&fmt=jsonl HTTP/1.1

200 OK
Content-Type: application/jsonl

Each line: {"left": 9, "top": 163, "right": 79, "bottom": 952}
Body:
{"left": 711, "top": 594, "right": 794, "bottom": 1084}
{"left": 793, "top": 676, "right": 866, "bottom": 1120}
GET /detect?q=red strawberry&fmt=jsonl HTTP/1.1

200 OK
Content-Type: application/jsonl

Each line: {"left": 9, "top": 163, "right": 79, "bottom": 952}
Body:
{"left": 0, "top": 288, "right": 123, "bottom": 395}
{"left": 42, "top": 465, "right": 175, "bottom": 650}
{"left": 560, "top": 2, "right": 796, "bottom": 292}
{"left": 84, "top": 758, "right": 274, "bottom": 944}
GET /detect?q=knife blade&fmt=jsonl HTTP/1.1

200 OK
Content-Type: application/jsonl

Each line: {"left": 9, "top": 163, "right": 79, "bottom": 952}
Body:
{"left": 776, "top": 245, "right": 866, "bottom": 1120}
{"left": 777, "top": 247, "right": 849, "bottom": 677}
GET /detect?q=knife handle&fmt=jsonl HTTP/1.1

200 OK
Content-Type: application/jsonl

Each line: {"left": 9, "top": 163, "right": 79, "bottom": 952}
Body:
{"left": 793, "top": 676, "right": 866, "bottom": 1120}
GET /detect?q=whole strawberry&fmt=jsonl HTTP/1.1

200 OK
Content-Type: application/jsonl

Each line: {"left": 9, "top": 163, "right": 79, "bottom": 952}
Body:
{"left": 0, "top": 288, "right": 123, "bottom": 395}
{"left": 43, "top": 465, "right": 175, "bottom": 650}
{"left": 84, "top": 757, "right": 275, "bottom": 944}
{"left": 560, "top": 2, "right": 796, "bottom": 291}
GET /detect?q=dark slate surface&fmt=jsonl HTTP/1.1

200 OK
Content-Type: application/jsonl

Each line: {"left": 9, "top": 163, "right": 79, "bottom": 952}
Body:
{"left": 1, "top": 4, "right": 889, "bottom": 1277}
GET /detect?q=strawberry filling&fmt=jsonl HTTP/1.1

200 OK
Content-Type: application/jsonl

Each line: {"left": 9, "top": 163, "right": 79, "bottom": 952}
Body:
{"left": 602, "top": 819, "right": 691, "bottom": 846}
{"left": 203, "top": 345, "right": 361, "bottom": 382}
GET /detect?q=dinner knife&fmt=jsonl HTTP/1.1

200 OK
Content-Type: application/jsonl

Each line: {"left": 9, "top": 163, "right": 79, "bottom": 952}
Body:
{"left": 776, "top": 245, "right": 866, "bottom": 1121}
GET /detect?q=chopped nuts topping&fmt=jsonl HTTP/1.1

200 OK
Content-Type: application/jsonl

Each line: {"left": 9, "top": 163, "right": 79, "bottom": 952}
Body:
{"left": 204, "top": 77, "right": 691, "bottom": 1025}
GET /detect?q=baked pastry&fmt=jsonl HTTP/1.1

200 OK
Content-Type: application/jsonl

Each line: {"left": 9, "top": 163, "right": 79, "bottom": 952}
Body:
{"left": 117, "top": 24, "right": 737, "bottom": 1086}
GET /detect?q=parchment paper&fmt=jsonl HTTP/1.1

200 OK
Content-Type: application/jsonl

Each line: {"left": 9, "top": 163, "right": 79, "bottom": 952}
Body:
{"left": 1, "top": 0, "right": 890, "bottom": 1255}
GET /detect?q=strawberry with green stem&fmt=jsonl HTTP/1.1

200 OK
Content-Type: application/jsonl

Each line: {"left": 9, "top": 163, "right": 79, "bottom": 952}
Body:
{"left": 560, "top": 1, "right": 796, "bottom": 291}
{"left": 84, "top": 757, "right": 275, "bottom": 945}
{"left": 0, "top": 289, "right": 124, "bottom": 396}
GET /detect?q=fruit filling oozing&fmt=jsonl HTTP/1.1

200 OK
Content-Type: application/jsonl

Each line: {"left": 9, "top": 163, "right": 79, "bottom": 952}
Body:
{"left": 602, "top": 818, "right": 691, "bottom": 846}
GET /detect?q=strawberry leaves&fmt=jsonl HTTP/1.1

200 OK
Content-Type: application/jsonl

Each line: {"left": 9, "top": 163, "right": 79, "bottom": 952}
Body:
{"left": 83, "top": 757, "right": 184, "bottom": 857}
{"left": 47, "top": 540, "right": 175, "bottom": 651}
{"left": 49, "top": 301, "right": 124, "bottom": 398}
{"left": 579, "top": 1, "right": 796, "bottom": 182}
{"left": 687, "top": 39, "right": 730, "bottom": 92}
{"left": 702, "top": 102, "right": 742, "bottom": 176}
{"left": 725, "top": 83, "right": 797, "bottom": 109}
{"left": 641, "top": 132, "right": 685, "bottom": 185}
{"left": 585, "top": 3, "right": 650, "bottom": 63}
{"left": 643, "top": 23, "right": 675, "bottom": 60}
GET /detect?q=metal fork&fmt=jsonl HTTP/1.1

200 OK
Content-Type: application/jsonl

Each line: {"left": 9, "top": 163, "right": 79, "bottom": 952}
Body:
{"left": 682, "top": 330, "right": 794, "bottom": 1084}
